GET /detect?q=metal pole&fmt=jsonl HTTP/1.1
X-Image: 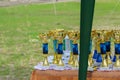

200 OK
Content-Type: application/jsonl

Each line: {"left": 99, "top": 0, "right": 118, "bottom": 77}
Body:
{"left": 79, "top": 0, "right": 95, "bottom": 80}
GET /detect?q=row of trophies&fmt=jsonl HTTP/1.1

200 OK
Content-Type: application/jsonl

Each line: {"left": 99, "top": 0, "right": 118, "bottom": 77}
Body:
{"left": 39, "top": 29, "right": 120, "bottom": 70}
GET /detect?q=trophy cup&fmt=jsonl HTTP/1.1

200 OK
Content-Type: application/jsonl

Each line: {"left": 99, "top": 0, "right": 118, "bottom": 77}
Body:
{"left": 114, "top": 30, "right": 120, "bottom": 69}
{"left": 72, "top": 30, "right": 79, "bottom": 67}
{"left": 56, "top": 29, "right": 66, "bottom": 66}
{"left": 39, "top": 33, "right": 49, "bottom": 66}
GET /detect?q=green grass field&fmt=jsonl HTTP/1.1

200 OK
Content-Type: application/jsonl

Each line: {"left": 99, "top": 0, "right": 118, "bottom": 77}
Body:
{"left": 0, "top": 0, "right": 120, "bottom": 80}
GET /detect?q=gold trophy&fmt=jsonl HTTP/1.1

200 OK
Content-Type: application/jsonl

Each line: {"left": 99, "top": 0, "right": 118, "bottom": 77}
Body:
{"left": 104, "top": 30, "right": 112, "bottom": 66}
{"left": 100, "top": 30, "right": 108, "bottom": 67}
{"left": 67, "top": 30, "right": 75, "bottom": 65}
{"left": 39, "top": 33, "right": 49, "bottom": 66}
{"left": 49, "top": 30, "right": 58, "bottom": 64}
{"left": 96, "top": 30, "right": 108, "bottom": 67}
{"left": 88, "top": 30, "right": 96, "bottom": 67}
{"left": 92, "top": 33, "right": 101, "bottom": 71}
{"left": 114, "top": 30, "right": 120, "bottom": 67}
{"left": 56, "top": 29, "right": 66, "bottom": 66}
{"left": 72, "top": 30, "right": 79, "bottom": 67}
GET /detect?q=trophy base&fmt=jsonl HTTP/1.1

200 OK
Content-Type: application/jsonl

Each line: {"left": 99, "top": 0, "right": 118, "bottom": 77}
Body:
{"left": 88, "top": 67, "right": 94, "bottom": 71}
{"left": 113, "top": 67, "right": 120, "bottom": 71}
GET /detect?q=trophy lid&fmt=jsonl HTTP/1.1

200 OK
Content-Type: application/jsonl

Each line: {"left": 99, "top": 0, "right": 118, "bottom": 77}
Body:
{"left": 39, "top": 33, "right": 49, "bottom": 43}
{"left": 67, "top": 30, "right": 74, "bottom": 40}
{"left": 91, "top": 30, "right": 97, "bottom": 39}
{"left": 104, "top": 30, "right": 113, "bottom": 41}
{"left": 96, "top": 30, "right": 105, "bottom": 43}
{"left": 114, "top": 30, "right": 120, "bottom": 43}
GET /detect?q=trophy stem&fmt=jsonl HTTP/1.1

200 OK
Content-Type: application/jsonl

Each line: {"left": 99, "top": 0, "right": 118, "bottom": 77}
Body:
{"left": 101, "top": 54, "right": 108, "bottom": 67}
{"left": 57, "top": 54, "right": 64, "bottom": 66}
{"left": 106, "top": 52, "right": 112, "bottom": 65}
{"left": 73, "top": 55, "right": 79, "bottom": 67}
{"left": 88, "top": 53, "right": 93, "bottom": 67}
{"left": 68, "top": 40, "right": 74, "bottom": 65}
{"left": 115, "top": 55, "right": 120, "bottom": 67}
{"left": 53, "top": 53, "right": 58, "bottom": 64}
{"left": 43, "top": 54, "right": 49, "bottom": 66}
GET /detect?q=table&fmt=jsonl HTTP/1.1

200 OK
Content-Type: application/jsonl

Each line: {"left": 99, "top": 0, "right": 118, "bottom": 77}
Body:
{"left": 30, "top": 69, "right": 120, "bottom": 80}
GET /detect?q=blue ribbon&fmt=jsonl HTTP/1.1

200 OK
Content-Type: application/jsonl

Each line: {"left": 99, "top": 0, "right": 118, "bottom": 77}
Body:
{"left": 73, "top": 44, "right": 78, "bottom": 55}
{"left": 96, "top": 53, "right": 102, "bottom": 63}
{"left": 53, "top": 40, "right": 57, "bottom": 53}
{"left": 42, "top": 43, "right": 48, "bottom": 54}
{"left": 115, "top": 44, "right": 120, "bottom": 54}
{"left": 112, "top": 55, "right": 116, "bottom": 62}
{"left": 57, "top": 43, "right": 63, "bottom": 54}
{"left": 100, "top": 43, "right": 106, "bottom": 54}
{"left": 93, "top": 50, "right": 98, "bottom": 60}
{"left": 105, "top": 41, "right": 110, "bottom": 52}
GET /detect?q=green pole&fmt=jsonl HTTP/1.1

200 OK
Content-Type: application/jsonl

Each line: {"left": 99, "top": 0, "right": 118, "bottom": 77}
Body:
{"left": 79, "top": 0, "right": 95, "bottom": 80}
